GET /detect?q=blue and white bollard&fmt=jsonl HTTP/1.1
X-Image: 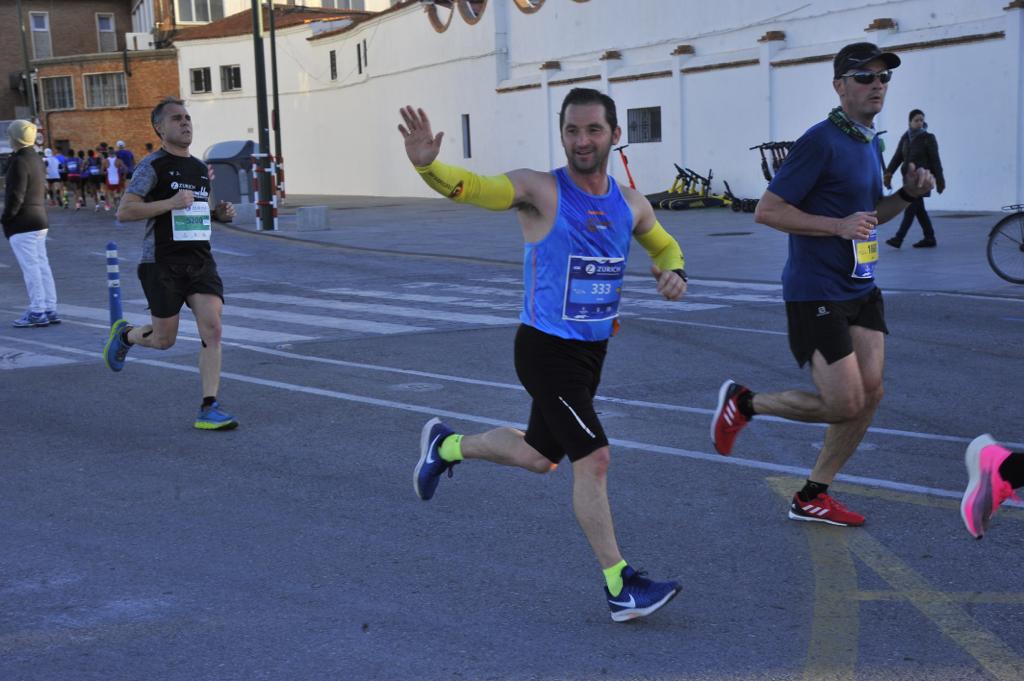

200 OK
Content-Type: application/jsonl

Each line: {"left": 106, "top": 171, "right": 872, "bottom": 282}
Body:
{"left": 106, "top": 241, "right": 122, "bottom": 326}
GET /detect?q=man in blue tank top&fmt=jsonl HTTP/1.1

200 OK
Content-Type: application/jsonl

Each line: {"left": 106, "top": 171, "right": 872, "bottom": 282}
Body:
{"left": 400, "top": 89, "right": 689, "bottom": 622}
{"left": 710, "top": 43, "right": 935, "bottom": 527}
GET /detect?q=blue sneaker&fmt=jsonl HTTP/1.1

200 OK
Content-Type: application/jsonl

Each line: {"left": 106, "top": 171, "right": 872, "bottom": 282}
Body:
{"left": 45, "top": 310, "right": 61, "bottom": 324}
{"left": 103, "top": 319, "right": 132, "bottom": 371}
{"left": 12, "top": 311, "right": 49, "bottom": 327}
{"left": 194, "top": 401, "right": 239, "bottom": 430}
{"left": 605, "top": 566, "right": 680, "bottom": 622}
{"left": 414, "top": 417, "right": 458, "bottom": 500}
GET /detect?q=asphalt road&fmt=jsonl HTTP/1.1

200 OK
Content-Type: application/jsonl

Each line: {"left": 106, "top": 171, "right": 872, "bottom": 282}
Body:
{"left": 1, "top": 201, "right": 1022, "bottom": 681}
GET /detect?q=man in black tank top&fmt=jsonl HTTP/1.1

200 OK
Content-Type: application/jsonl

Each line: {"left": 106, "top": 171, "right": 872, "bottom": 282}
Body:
{"left": 106, "top": 97, "right": 239, "bottom": 431}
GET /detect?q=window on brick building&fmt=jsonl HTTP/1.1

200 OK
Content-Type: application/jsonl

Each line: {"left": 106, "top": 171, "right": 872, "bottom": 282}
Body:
{"left": 97, "top": 13, "right": 117, "bottom": 53}
{"left": 30, "top": 12, "right": 52, "bottom": 59}
{"left": 176, "top": 0, "right": 225, "bottom": 23}
{"left": 329, "top": 50, "right": 337, "bottom": 81}
{"left": 626, "top": 106, "right": 662, "bottom": 144}
{"left": 220, "top": 65, "right": 242, "bottom": 92}
{"left": 84, "top": 72, "right": 128, "bottom": 108}
{"left": 41, "top": 76, "right": 74, "bottom": 111}
{"left": 190, "top": 67, "right": 212, "bottom": 94}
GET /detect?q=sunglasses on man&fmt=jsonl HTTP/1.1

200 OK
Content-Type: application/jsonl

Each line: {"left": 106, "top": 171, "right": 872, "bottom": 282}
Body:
{"left": 841, "top": 69, "right": 892, "bottom": 84}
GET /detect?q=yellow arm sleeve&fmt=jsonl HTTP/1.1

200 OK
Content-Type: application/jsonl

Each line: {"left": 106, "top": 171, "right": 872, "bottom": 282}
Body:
{"left": 635, "top": 220, "right": 685, "bottom": 271}
{"left": 415, "top": 160, "right": 515, "bottom": 211}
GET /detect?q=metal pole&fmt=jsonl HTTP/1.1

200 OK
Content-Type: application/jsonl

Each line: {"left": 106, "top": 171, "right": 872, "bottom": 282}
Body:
{"left": 267, "top": 0, "right": 284, "bottom": 198}
{"left": 251, "top": 0, "right": 275, "bottom": 230}
{"left": 15, "top": 0, "right": 38, "bottom": 122}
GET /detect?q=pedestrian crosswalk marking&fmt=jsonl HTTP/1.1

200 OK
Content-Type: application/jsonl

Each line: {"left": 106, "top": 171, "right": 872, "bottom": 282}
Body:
{"left": 55, "top": 304, "right": 315, "bottom": 344}
{"left": 325, "top": 287, "right": 521, "bottom": 312}
{"left": 169, "top": 302, "right": 430, "bottom": 335}
{"left": 231, "top": 292, "right": 515, "bottom": 326}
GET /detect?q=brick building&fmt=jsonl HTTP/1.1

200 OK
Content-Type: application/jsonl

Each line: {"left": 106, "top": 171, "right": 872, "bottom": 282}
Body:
{"left": 34, "top": 49, "right": 180, "bottom": 156}
{"left": 1, "top": 0, "right": 133, "bottom": 121}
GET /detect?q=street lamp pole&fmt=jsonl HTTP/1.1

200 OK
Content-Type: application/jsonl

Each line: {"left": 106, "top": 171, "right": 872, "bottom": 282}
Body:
{"left": 267, "top": 1, "right": 284, "bottom": 198}
{"left": 250, "top": 0, "right": 275, "bottom": 230}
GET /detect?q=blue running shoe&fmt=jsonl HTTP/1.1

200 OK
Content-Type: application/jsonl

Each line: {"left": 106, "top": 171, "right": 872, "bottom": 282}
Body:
{"left": 103, "top": 319, "right": 131, "bottom": 371}
{"left": 605, "top": 566, "right": 680, "bottom": 622}
{"left": 12, "top": 311, "right": 49, "bottom": 328}
{"left": 414, "top": 417, "right": 457, "bottom": 500}
{"left": 194, "top": 401, "right": 239, "bottom": 430}
{"left": 45, "top": 310, "right": 61, "bottom": 324}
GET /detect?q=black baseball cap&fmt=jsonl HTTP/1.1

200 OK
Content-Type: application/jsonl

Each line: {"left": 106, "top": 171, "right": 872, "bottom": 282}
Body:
{"left": 833, "top": 42, "right": 900, "bottom": 79}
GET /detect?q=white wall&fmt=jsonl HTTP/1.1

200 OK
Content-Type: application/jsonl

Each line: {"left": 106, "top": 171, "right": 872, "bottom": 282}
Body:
{"left": 175, "top": 0, "right": 1024, "bottom": 209}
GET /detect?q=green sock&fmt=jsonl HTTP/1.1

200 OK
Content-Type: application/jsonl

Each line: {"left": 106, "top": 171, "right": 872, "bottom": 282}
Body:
{"left": 603, "top": 559, "right": 628, "bottom": 597}
{"left": 439, "top": 434, "right": 464, "bottom": 462}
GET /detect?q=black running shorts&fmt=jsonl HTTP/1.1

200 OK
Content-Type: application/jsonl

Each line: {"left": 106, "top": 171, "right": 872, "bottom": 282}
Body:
{"left": 513, "top": 323, "right": 609, "bottom": 463}
{"left": 138, "top": 260, "right": 224, "bottom": 319}
{"left": 785, "top": 286, "right": 888, "bottom": 368}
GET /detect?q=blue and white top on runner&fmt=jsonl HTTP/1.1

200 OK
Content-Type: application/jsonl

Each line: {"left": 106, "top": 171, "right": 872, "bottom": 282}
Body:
{"left": 521, "top": 167, "right": 634, "bottom": 342}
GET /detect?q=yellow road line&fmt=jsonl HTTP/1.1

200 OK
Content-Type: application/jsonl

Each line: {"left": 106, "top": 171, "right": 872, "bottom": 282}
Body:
{"left": 850, "top": 531, "right": 1024, "bottom": 681}
{"left": 766, "top": 477, "right": 858, "bottom": 681}
{"left": 766, "top": 475, "right": 1024, "bottom": 681}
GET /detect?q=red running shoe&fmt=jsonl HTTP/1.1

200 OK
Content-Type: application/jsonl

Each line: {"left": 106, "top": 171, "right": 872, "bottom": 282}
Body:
{"left": 711, "top": 379, "right": 751, "bottom": 455}
{"left": 961, "top": 434, "right": 1018, "bottom": 539}
{"left": 789, "top": 492, "right": 865, "bottom": 527}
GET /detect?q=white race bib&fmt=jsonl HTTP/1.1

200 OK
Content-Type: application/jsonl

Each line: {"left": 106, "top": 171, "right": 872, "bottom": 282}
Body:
{"left": 171, "top": 201, "right": 212, "bottom": 241}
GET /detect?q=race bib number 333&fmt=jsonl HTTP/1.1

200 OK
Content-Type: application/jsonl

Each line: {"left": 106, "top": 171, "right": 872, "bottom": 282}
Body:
{"left": 562, "top": 255, "right": 625, "bottom": 322}
{"left": 172, "top": 201, "right": 212, "bottom": 241}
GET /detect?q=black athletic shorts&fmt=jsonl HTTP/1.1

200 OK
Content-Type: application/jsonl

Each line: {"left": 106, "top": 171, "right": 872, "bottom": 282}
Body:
{"left": 138, "top": 260, "right": 224, "bottom": 319}
{"left": 785, "top": 286, "right": 888, "bottom": 368}
{"left": 513, "top": 323, "right": 609, "bottom": 463}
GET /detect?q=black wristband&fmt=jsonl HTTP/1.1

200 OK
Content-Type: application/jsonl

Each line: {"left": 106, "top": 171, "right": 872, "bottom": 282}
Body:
{"left": 897, "top": 187, "right": 914, "bottom": 202}
{"left": 673, "top": 268, "right": 688, "bottom": 282}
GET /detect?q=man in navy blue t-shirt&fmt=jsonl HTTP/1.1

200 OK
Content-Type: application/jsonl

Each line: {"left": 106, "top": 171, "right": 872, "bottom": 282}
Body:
{"left": 711, "top": 42, "right": 935, "bottom": 527}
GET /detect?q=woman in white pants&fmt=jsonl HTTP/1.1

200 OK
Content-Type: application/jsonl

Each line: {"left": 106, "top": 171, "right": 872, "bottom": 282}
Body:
{"left": 2, "top": 120, "right": 58, "bottom": 328}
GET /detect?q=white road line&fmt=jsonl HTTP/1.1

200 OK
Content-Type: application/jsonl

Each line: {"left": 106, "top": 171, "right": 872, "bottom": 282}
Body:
{"left": 55, "top": 303, "right": 315, "bottom": 344}
{"left": 624, "top": 299, "right": 726, "bottom": 312}
{"left": 638, "top": 316, "right": 788, "bottom": 336}
{"left": 211, "top": 246, "right": 252, "bottom": 257}
{"left": 231, "top": 291, "right": 515, "bottom": 326}
{"left": 126, "top": 301, "right": 430, "bottom": 336}
{"left": 5, "top": 331, "right": 1021, "bottom": 451}
{"left": 624, "top": 275, "right": 784, "bottom": 292}
{"left": 4, "top": 334, "right": 1014, "bottom": 506}
{"left": 323, "top": 287, "right": 520, "bottom": 311}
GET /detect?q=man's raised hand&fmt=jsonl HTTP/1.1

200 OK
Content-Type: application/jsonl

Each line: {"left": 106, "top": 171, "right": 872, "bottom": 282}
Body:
{"left": 398, "top": 106, "right": 444, "bottom": 167}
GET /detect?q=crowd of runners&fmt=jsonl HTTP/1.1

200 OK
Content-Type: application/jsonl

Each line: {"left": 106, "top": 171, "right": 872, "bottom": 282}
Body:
{"left": 38, "top": 140, "right": 148, "bottom": 212}
{"left": 4, "top": 40, "right": 1020, "bottom": 627}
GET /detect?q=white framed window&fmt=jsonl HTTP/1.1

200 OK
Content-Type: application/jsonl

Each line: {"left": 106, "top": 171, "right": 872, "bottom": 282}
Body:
{"left": 322, "top": 0, "right": 364, "bottom": 8}
{"left": 97, "top": 13, "right": 117, "bottom": 52}
{"left": 190, "top": 67, "right": 212, "bottom": 94}
{"left": 220, "top": 65, "right": 242, "bottom": 92}
{"left": 84, "top": 72, "right": 128, "bottom": 108}
{"left": 41, "top": 76, "right": 74, "bottom": 111}
{"left": 176, "top": 0, "right": 225, "bottom": 23}
{"left": 30, "top": 12, "right": 52, "bottom": 59}
{"left": 329, "top": 50, "right": 337, "bottom": 81}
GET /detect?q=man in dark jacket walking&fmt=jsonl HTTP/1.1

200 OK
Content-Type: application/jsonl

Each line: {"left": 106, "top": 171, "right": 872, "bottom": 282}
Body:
{"left": 1, "top": 120, "right": 59, "bottom": 327}
{"left": 884, "top": 109, "right": 945, "bottom": 248}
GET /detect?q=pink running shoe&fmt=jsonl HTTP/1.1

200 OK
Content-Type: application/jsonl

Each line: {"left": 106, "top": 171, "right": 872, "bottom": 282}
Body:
{"left": 961, "top": 434, "right": 1018, "bottom": 539}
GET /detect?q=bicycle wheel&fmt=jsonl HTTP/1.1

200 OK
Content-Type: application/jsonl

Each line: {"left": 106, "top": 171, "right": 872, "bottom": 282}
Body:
{"left": 986, "top": 211, "right": 1024, "bottom": 284}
